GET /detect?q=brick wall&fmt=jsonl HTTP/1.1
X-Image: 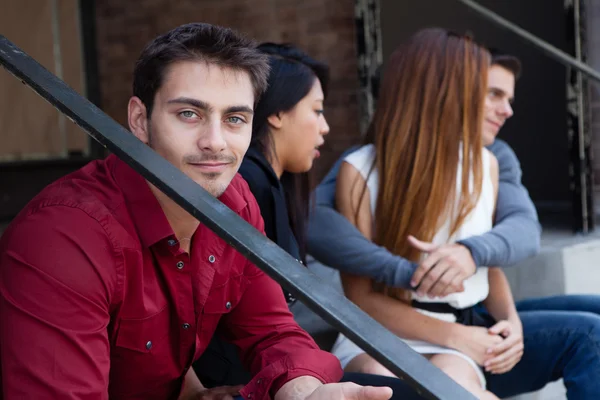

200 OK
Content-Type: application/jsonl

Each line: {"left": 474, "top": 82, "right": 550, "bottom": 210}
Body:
{"left": 95, "top": 0, "right": 361, "bottom": 179}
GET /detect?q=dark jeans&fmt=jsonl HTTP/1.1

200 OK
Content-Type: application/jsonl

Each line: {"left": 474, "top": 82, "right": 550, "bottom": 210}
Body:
{"left": 483, "top": 295, "right": 600, "bottom": 399}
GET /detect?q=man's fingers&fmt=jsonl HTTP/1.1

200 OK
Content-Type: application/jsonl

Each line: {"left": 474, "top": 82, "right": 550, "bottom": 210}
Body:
{"left": 439, "top": 271, "right": 466, "bottom": 297}
{"left": 425, "top": 262, "right": 456, "bottom": 298}
{"left": 407, "top": 235, "right": 438, "bottom": 253}
{"left": 416, "top": 260, "right": 450, "bottom": 296}
{"left": 411, "top": 251, "right": 446, "bottom": 289}
{"left": 343, "top": 384, "right": 393, "bottom": 400}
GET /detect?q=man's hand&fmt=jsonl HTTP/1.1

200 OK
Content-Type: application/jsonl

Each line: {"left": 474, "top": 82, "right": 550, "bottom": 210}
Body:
{"left": 408, "top": 236, "right": 476, "bottom": 298}
{"left": 484, "top": 319, "right": 524, "bottom": 374}
{"left": 306, "top": 383, "right": 393, "bottom": 400}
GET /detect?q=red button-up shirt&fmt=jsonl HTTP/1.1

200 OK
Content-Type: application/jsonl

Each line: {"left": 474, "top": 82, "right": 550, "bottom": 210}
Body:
{"left": 0, "top": 155, "right": 342, "bottom": 399}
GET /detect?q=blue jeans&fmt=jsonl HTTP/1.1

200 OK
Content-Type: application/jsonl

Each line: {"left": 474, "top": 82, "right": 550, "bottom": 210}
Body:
{"left": 484, "top": 295, "right": 600, "bottom": 399}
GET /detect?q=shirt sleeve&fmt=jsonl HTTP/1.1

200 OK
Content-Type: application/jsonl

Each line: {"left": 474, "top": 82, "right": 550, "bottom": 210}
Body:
{"left": 219, "top": 198, "right": 342, "bottom": 400}
{"left": 307, "top": 205, "right": 416, "bottom": 288}
{"left": 458, "top": 139, "right": 542, "bottom": 266}
{"left": 307, "top": 149, "right": 417, "bottom": 289}
{"left": 0, "top": 205, "right": 119, "bottom": 399}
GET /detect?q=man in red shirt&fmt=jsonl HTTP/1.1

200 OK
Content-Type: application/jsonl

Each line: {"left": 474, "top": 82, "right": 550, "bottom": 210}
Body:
{"left": 0, "top": 23, "right": 392, "bottom": 400}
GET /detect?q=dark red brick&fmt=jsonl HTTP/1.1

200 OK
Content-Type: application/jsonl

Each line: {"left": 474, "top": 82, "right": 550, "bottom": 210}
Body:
{"left": 95, "top": 0, "right": 361, "bottom": 181}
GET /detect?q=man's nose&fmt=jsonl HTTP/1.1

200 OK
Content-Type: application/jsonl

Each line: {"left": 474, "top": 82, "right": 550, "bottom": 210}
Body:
{"left": 197, "top": 121, "right": 226, "bottom": 152}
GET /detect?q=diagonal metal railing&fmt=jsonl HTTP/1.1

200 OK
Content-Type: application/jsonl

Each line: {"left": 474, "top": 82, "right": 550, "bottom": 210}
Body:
{"left": 456, "top": 0, "right": 600, "bottom": 83}
{"left": 0, "top": 36, "right": 476, "bottom": 399}
{"left": 457, "top": 0, "right": 597, "bottom": 234}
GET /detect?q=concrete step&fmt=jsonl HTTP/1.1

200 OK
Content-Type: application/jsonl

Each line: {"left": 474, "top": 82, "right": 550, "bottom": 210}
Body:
{"left": 503, "top": 227, "right": 600, "bottom": 400}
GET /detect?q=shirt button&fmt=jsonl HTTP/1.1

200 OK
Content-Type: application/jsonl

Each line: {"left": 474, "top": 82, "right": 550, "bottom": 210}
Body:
{"left": 176, "top": 261, "right": 184, "bottom": 270}
{"left": 167, "top": 239, "right": 177, "bottom": 246}
{"left": 247, "top": 394, "right": 253, "bottom": 399}
{"left": 146, "top": 341, "right": 152, "bottom": 350}
{"left": 208, "top": 255, "right": 216, "bottom": 263}
{"left": 257, "top": 379, "right": 262, "bottom": 384}
{"left": 182, "top": 323, "right": 191, "bottom": 330}
{"left": 225, "top": 301, "right": 232, "bottom": 310}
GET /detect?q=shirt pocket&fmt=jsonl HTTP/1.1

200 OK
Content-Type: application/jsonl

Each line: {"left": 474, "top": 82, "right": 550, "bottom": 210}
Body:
{"left": 115, "top": 307, "right": 171, "bottom": 353}
{"left": 199, "top": 274, "right": 250, "bottom": 340}
{"left": 110, "top": 307, "right": 179, "bottom": 397}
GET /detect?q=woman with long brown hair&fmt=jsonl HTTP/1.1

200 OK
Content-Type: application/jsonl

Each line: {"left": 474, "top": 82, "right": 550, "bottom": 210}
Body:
{"left": 332, "top": 28, "right": 519, "bottom": 399}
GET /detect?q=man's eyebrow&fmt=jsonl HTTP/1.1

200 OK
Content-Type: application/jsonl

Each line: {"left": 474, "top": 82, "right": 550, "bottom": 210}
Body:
{"left": 489, "top": 86, "right": 506, "bottom": 95}
{"left": 167, "top": 97, "right": 212, "bottom": 111}
{"left": 166, "top": 98, "right": 253, "bottom": 115}
{"left": 225, "top": 105, "right": 254, "bottom": 115}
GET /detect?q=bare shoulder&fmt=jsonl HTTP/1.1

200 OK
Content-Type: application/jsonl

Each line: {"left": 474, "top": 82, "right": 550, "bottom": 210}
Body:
{"left": 336, "top": 161, "right": 369, "bottom": 209}
{"left": 338, "top": 160, "right": 366, "bottom": 189}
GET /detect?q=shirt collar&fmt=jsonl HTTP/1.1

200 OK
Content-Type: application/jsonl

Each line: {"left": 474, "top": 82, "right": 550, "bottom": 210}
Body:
{"left": 112, "top": 155, "right": 175, "bottom": 248}
{"left": 218, "top": 174, "right": 248, "bottom": 214}
{"left": 112, "top": 154, "right": 248, "bottom": 247}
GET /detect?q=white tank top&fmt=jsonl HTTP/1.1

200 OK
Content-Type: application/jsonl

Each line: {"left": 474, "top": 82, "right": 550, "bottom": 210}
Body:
{"left": 344, "top": 144, "right": 495, "bottom": 309}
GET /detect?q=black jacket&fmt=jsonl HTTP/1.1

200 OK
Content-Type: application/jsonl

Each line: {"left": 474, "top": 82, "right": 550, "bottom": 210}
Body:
{"left": 239, "top": 146, "right": 302, "bottom": 262}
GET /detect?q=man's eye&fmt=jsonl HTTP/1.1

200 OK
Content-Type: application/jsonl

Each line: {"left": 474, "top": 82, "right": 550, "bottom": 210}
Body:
{"left": 315, "top": 109, "right": 324, "bottom": 116}
{"left": 227, "top": 116, "right": 244, "bottom": 124}
{"left": 180, "top": 110, "right": 197, "bottom": 118}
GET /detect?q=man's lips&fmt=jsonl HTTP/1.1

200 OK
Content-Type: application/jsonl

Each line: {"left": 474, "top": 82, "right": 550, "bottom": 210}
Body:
{"left": 189, "top": 162, "right": 231, "bottom": 172}
{"left": 486, "top": 119, "right": 502, "bottom": 131}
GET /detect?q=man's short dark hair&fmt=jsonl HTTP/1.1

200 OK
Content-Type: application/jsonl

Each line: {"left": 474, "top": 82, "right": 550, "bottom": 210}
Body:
{"left": 488, "top": 47, "right": 522, "bottom": 79}
{"left": 133, "top": 23, "right": 270, "bottom": 117}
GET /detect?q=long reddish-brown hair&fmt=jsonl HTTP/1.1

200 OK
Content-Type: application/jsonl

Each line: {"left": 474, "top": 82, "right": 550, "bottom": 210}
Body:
{"left": 365, "top": 29, "right": 489, "bottom": 290}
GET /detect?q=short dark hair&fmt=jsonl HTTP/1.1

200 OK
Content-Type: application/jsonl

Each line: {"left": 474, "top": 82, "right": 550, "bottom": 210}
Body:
{"left": 133, "top": 23, "right": 270, "bottom": 117}
{"left": 252, "top": 42, "right": 329, "bottom": 263}
{"left": 488, "top": 47, "right": 522, "bottom": 79}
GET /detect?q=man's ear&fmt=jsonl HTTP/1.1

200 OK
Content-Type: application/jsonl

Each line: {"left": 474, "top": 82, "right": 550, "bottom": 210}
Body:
{"left": 267, "top": 112, "right": 283, "bottom": 130}
{"left": 128, "top": 96, "right": 150, "bottom": 144}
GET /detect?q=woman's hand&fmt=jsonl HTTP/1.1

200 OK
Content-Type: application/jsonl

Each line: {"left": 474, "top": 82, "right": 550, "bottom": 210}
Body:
{"left": 449, "top": 325, "right": 504, "bottom": 366}
{"left": 483, "top": 318, "right": 524, "bottom": 374}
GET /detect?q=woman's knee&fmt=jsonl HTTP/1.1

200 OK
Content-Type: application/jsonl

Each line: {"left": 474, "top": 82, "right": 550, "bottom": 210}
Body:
{"left": 344, "top": 353, "right": 395, "bottom": 377}
{"left": 428, "top": 354, "right": 495, "bottom": 399}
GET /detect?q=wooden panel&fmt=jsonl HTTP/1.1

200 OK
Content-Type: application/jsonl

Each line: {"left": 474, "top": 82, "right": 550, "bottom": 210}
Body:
{"left": 0, "top": 0, "right": 61, "bottom": 159}
{"left": 0, "top": 0, "right": 87, "bottom": 161}
{"left": 59, "top": 0, "right": 89, "bottom": 155}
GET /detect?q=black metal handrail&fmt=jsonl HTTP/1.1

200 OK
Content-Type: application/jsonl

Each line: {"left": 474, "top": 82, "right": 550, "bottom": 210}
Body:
{"left": 457, "top": 0, "right": 600, "bottom": 83}
{"left": 0, "top": 36, "right": 476, "bottom": 399}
